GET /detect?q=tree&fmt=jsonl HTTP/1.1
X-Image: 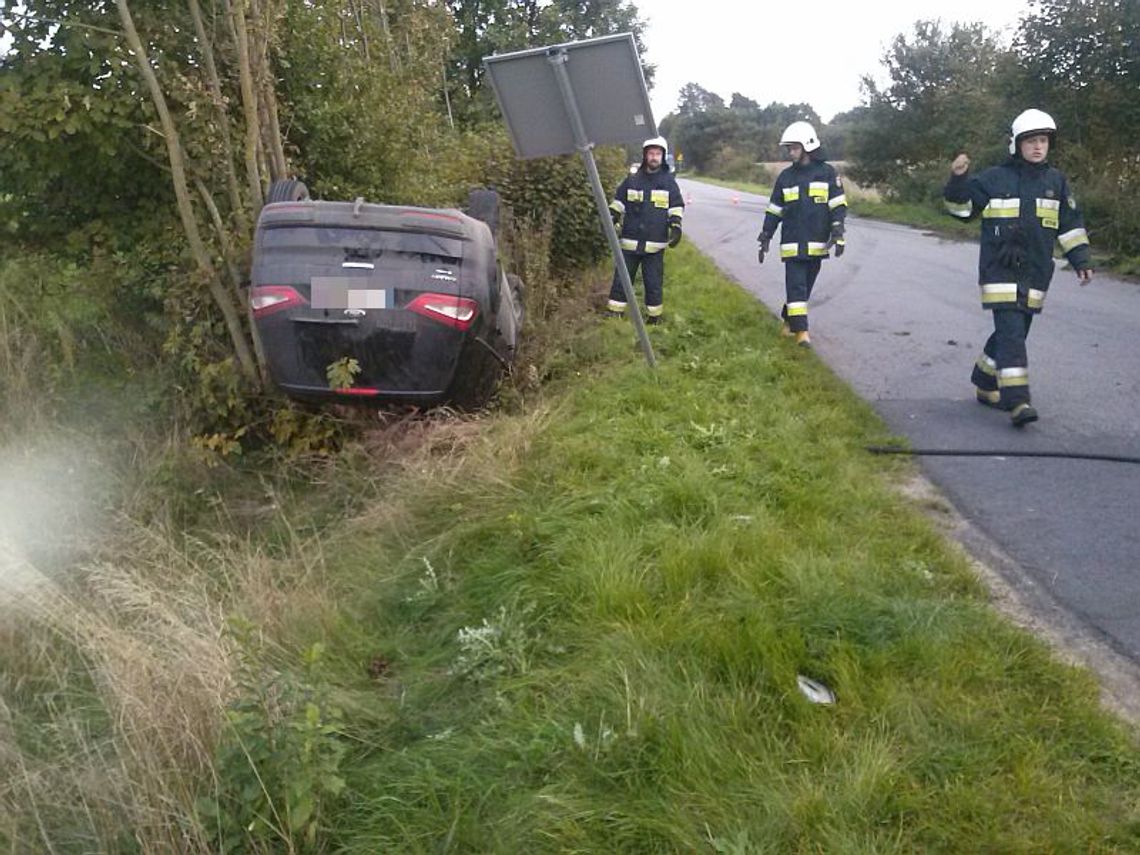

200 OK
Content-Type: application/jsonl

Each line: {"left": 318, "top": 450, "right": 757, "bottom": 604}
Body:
{"left": 729, "top": 92, "right": 758, "bottom": 111}
{"left": 444, "top": 0, "right": 652, "bottom": 123}
{"left": 1015, "top": 0, "right": 1140, "bottom": 153}
{"left": 676, "top": 82, "right": 724, "bottom": 116}
{"left": 1014, "top": 0, "right": 1140, "bottom": 253}
{"left": 849, "top": 20, "right": 1011, "bottom": 197}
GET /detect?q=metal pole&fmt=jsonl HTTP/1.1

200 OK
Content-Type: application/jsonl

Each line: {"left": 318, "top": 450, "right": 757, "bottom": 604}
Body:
{"left": 547, "top": 48, "right": 656, "bottom": 369}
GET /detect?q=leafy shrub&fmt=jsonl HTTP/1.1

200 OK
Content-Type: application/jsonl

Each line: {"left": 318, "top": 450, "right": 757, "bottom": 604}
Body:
{"left": 199, "top": 625, "right": 347, "bottom": 850}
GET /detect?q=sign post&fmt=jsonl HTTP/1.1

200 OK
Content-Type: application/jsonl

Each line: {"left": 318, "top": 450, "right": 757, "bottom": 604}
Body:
{"left": 483, "top": 34, "right": 657, "bottom": 368}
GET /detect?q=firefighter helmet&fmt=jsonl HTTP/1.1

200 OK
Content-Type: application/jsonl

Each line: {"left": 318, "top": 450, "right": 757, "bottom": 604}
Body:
{"left": 779, "top": 121, "right": 820, "bottom": 153}
{"left": 642, "top": 136, "right": 668, "bottom": 156}
{"left": 1009, "top": 109, "right": 1056, "bottom": 155}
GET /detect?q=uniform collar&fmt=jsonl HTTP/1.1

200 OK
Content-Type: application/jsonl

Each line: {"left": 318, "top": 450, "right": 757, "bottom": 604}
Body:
{"left": 1009, "top": 156, "right": 1049, "bottom": 174}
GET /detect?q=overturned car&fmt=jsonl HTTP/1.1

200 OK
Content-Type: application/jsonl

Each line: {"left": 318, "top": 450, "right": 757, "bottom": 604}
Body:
{"left": 249, "top": 181, "right": 524, "bottom": 409}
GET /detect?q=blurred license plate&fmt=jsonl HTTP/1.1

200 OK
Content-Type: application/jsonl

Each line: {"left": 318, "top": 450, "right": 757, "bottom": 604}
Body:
{"left": 311, "top": 277, "right": 387, "bottom": 310}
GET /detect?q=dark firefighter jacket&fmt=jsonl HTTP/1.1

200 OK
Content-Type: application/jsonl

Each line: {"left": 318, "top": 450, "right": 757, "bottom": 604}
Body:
{"left": 944, "top": 157, "right": 1091, "bottom": 313}
{"left": 609, "top": 164, "right": 684, "bottom": 254}
{"left": 760, "top": 159, "right": 847, "bottom": 261}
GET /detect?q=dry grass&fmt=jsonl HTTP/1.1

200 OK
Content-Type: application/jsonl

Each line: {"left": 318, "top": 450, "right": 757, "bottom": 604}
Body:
{"left": 0, "top": 500, "right": 341, "bottom": 850}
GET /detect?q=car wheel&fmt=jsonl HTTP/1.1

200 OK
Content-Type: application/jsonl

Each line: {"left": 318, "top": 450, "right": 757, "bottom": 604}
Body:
{"left": 266, "top": 179, "right": 310, "bottom": 203}
{"left": 446, "top": 338, "right": 500, "bottom": 411}
{"left": 467, "top": 188, "right": 500, "bottom": 241}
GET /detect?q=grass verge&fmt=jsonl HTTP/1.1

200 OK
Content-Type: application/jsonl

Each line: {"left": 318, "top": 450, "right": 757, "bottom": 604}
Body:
{"left": 849, "top": 198, "right": 977, "bottom": 240}
{"left": 4, "top": 245, "right": 1140, "bottom": 851}
{"left": 687, "top": 173, "right": 772, "bottom": 197}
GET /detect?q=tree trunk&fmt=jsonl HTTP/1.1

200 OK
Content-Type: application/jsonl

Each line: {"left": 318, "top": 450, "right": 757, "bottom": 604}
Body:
{"left": 249, "top": 0, "right": 288, "bottom": 180}
{"left": 115, "top": 0, "right": 260, "bottom": 387}
{"left": 187, "top": 0, "right": 249, "bottom": 234}
{"left": 224, "top": 0, "right": 266, "bottom": 215}
{"left": 348, "top": 0, "right": 370, "bottom": 61}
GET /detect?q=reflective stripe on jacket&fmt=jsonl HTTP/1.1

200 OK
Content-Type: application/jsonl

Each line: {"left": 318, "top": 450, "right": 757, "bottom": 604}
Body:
{"left": 760, "top": 159, "right": 847, "bottom": 262}
{"left": 609, "top": 165, "right": 684, "bottom": 254}
{"left": 943, "top": 157, "right": 1091, "bottom": 314}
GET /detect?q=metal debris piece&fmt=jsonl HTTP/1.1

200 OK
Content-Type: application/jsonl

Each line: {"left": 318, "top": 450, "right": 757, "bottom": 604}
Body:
{"left": 796, "top": 674, "right": 836, "bottom": 705}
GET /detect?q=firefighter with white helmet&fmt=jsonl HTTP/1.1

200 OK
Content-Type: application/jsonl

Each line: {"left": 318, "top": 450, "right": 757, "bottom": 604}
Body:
{"left": 606, "top": 136, "right": 685, "bottom": 323}
{"left": 757, "top": 121, "right": 847, "bottom": 347}
{"left": 943, "top": 108, "right": 1094, "bottom": 427}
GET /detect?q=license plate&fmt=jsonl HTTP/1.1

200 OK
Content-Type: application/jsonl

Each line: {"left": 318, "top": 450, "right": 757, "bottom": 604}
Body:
{"left": 311, "top": 277, "right": 387, "bottom": 310}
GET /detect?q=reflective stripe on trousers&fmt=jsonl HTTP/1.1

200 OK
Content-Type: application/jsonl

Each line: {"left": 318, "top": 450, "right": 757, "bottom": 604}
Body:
{"left": 609, "top": 250, "right": 665, "bottom": 315}
{"left": 972, "top": 307, "right": 1034, "bottom": 408}
{"left": 780, "top": 259, "right": 822, "bottom": 333}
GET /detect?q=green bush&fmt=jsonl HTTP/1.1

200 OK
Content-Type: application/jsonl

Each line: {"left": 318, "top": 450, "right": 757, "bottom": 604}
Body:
{"left": 198, "top": 626, "right": 347, "bottom": 851}
{"left": 706, "top": 145, "right": 771, "bottom": 185}
{"left": 481, "top": 135, "right": 626, "bottom": 271}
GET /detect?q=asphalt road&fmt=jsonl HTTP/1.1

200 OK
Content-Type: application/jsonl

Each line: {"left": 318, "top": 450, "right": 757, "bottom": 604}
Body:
{"left": 677, "top": 177, "right": 1140, "bottom": 661}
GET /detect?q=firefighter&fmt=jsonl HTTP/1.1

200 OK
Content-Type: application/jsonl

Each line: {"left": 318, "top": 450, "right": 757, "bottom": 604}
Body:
{"left": 606, "top": 136, "right": 684, "bottom": 324}
{"left": 943, "top": 108, "right": 1093, "bottom": 427}
{"left": 756, "top": 121, "right": 847, "bottom": 347}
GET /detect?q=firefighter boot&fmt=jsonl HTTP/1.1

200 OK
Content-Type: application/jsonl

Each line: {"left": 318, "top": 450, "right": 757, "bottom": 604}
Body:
{"left": 780, "top": 321, "right": 794, "bottom": 338}
{"left": 1010, "top": 403, "right": 1038, "bottom": 427}
{"left": 795, "top": 330, "right": 812, "bottom": 348}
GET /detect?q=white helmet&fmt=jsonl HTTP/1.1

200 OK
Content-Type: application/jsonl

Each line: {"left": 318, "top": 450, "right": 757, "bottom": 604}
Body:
{"left": 1009, "top": 108, "right": 1057, "bottom": 155}
{"left": 642, "top": 135, "right": 668, "bottom": 157}
{"left": 780, "top": 121, "right": 820, "bottom": 152}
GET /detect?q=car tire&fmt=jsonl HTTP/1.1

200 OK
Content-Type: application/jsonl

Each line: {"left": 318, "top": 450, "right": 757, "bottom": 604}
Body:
{"left": 266, "top": 179, "right": 310, "bottom": 203}
{"left": 467, "top": 188, "right": 500, "bottom": 241}
{"left": 446, "top": 339, "right": 500, "bottom": 411}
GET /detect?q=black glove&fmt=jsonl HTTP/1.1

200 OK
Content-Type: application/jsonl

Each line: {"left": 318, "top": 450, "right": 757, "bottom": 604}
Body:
{"left": 610, "top": 208, "right": 621, "bottom": 226}
{"left": 757, "top": 233, "right": 771, "bottom": 264}
{"left": 995, "top": 223, "right": 1027, "bottom": 270}
{"left": 668, "top": 224, "right": 682, "bottom": 248}
{"left": 828, "top": 224, "right": 845, "bottom": 257}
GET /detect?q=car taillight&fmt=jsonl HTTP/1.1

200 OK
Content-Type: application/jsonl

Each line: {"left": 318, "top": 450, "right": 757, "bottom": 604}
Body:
{"left": 250, "top": 286, "right": 306, "bottom": 318}
{"left": 406, "top": 293, "right": 479, "bottom": 331}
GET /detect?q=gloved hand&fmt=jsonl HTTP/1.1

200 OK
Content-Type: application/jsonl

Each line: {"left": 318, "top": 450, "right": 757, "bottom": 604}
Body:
{"left": 757, "top": 233, "right": 771, "bottom": 264}
{"left": 827, "top": 227, "right": 845, "bottom": 257}
{"left": 668, "top": 224, "right": 682, "bottom": 248}
{"left": 995, "top": 223, "right": 1027, "bottom": 270}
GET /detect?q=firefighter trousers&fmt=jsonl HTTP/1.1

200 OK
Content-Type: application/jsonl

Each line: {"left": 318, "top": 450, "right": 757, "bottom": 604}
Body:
{"left": 608, "top": 250, "right": 664, "bottom": 317}
{"left": 971, "top": 307, "right": 1035, "bottom": 409}
{"left": 780, "top": 259, "right": 822, "bottom": 332}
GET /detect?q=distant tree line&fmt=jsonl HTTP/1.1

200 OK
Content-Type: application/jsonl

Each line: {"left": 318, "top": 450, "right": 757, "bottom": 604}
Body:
{"left": 659, "top": 84, "right": 842, "bottom": 181}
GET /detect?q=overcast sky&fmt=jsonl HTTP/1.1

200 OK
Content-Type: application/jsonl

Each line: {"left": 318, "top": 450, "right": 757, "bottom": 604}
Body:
{"left": 642, "top": 0, "right": 1034, "bottom": 124}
